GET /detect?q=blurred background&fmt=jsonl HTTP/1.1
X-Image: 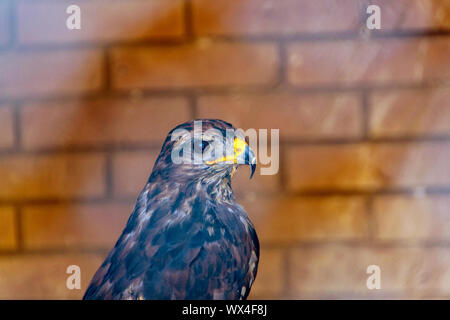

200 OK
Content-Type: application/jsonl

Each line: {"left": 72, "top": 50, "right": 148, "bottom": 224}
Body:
{"left": 0, "top": 0, "right": 449, "bottom": 299}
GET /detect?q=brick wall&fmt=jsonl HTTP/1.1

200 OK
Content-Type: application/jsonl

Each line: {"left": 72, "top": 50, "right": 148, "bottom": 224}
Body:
{"left": 0, "top": 0, "right": 449, "bottom": 299}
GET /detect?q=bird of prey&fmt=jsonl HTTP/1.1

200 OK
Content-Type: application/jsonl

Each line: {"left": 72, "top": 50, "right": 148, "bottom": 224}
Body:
{"left": 84, "top": 119, "right": 259, "bottom": 300}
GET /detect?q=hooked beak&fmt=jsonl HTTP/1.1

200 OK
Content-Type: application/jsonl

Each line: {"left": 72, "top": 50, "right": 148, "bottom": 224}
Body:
{"left": 206, "top": 138, "right": 257, "bottom": 179}
{"left": 243, "top": 143, "right": 257, "bottom": 179}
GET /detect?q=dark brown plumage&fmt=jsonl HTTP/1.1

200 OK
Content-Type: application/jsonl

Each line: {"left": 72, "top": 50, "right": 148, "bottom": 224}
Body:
{"left": 84, "top": 119, "right": 259, "bottom": 300}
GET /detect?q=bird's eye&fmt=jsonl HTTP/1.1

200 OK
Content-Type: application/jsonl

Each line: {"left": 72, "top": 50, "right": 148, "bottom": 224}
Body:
{"left": 194, "top": 139, "right": 209, "bottom": 152}
{"left": 201, "top": 140, "right": 209, "bottom": 152}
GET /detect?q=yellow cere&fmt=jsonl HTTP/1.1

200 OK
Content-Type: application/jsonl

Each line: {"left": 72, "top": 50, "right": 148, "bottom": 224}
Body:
{"left": 206, "top": 138, "right": 247, "bottom": 165}
{"left": 233, "top": 137, "right": 247, "bottom": 157}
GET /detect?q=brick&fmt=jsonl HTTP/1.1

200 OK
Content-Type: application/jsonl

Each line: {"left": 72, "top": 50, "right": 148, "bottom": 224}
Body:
{"left": 286, "top": 144, "right": 374, "bottom": 191}
{"left": 0, "top": 106, "right": 14, "bottom": 149}
{"left": 286, "top": 142, "right": 450, "bottom": 191}
{"left": 17, "top": 0, "right": 184, "bottom": 45}
{"left": 287, "top": 38, "right": 450, "bottom": 87}
{"left": 231, "top": 164, "right": 280, "bottom": 196}
{"left": 247, "top": 248, "right": 284, "bottom": 299}
{"left": 193, "top": 0, "right": 362, "bottom": 35}
{"left": 22, "top": 97, "right": 191, "bottom": 150}
{"left": 197, "top": 93, "right": 362, "bottom": 139}
{"left": 374, "top": 195, "right": 450, "bottom": 241}
{"left": 0, "top": 253, "right": 106, "bottom": 299}
{"left": 369, "top": 87, "right": 450, "bottom": 137}
{"left": 289, "top": 247, "right": 450, "bottom": 296}
{"left": 371, "top": 0, "right": 450, "bottom": 30}
{"left": 111, "top": 42, "right": 279, "bottom": 89}
{"left": 241, "top": 195, "right": 368, "bottom": 243}
{"left": 0, "top": 206, "right": 17, "bottom": 250}
{"left": 0, "top": 153, "right": 106, "bottom": 200}
{"left": 0, "top": 49, "right": 103, "bottom": 99}
{"left": 112, "top": 151, "right": 159, "bottom": 198}
{"left": 22, "top": 203, "right": 133, "bottom": 250}
{"left": 0, "top": 1, "right": 9, "bottom": 46}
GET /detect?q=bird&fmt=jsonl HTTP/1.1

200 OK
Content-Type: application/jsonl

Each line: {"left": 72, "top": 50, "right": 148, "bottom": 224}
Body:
{"left": 83, "top": 119, "right": 259, "bottom": 300}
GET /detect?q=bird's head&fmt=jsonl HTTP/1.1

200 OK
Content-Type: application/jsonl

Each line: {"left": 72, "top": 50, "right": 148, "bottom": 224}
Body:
{"left": 150, "top": 119, "right": 256, "bottom": 183}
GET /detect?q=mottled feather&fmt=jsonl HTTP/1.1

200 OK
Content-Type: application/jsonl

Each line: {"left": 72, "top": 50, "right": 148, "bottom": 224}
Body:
{"left": 83, "top": 119, "right": 259, "bottom": 300}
